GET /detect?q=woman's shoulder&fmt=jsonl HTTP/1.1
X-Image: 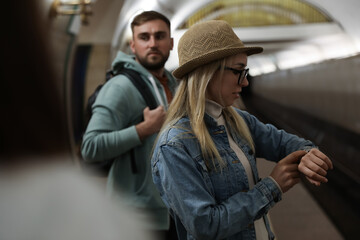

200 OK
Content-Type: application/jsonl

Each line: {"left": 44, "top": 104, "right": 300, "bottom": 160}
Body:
{"left": 231, "top": 107, "right": 257, "bottom": 125}
{"left": 232, "top": 107, "right": 250, "bottom": 117}
{"left": 158, "top": 117, "right": 195, "bottom": 145}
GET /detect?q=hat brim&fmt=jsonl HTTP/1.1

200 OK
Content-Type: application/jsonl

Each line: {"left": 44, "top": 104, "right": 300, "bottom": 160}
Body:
{"left": 173, "top": 46, "right": 263, "bottom": 79}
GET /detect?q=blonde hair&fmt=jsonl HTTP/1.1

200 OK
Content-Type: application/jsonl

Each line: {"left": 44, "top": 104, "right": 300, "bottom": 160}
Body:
{"left": 163, "top": 58, "right": 254, "bottom": 170}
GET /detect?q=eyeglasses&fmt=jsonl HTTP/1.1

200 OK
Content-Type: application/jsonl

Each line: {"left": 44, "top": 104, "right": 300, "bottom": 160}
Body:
{"left": 224, "top": 67, "right": 249, "bottom": 85}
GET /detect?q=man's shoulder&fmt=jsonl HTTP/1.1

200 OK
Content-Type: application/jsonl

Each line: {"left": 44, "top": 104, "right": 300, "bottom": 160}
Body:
{"left": 102, "top": 74, "right": 135, "bottom": 93}
{"left": 94, "top": 73, "right": 144, "bottom": 107}
{"left": 107, "top": 67, "right": 150, "bottom": 89}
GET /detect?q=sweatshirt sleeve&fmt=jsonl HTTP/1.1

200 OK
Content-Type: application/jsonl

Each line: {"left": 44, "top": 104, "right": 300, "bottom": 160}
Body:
{"left": 81, "top": 77, "right": 143, "bottom": 162}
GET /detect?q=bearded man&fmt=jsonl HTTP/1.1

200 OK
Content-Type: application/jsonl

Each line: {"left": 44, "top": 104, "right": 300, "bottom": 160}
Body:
{"left": 81, "top": 11, "right": 177, "bottom": 240}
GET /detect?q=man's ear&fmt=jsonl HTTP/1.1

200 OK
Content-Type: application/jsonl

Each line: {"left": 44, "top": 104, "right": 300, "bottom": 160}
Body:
{"left": 170, "top": 37, "right": 174, "bottom": 50}
{"left": 129, "top": 39, "right": 136, "bottom": 54}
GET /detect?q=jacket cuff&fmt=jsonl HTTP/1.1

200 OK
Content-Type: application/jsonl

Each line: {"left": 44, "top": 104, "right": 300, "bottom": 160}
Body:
{"left": 268, "top": 176, "right": 283, "bottom": 194}
{"left": 125, "top": 125, "right": 142, "bottom": 146}
{"left": 257, "top": 177, "right": 282, "bottom": 205}
{"left": 301, "top": 146, "right": 318, "bottom": 152}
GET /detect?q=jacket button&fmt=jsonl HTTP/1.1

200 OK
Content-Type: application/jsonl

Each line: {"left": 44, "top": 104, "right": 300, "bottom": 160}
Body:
{"left": 272, "top": 192, "right": 279, "bottom": 202}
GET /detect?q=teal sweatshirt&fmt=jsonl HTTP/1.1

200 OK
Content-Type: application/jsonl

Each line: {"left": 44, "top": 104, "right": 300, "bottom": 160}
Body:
{"left": 81, "top": 51, "right": 177, "bottom": 230}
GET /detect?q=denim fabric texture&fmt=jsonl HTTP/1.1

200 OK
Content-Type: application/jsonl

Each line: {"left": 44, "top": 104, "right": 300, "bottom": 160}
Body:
{"left": 151, "top": 108, "right": 315, "bottom": 239}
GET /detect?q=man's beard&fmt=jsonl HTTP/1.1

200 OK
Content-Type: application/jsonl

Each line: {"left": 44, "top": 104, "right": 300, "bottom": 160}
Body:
{"left": 136, "top": 52, "right": 169, "bottom": 71}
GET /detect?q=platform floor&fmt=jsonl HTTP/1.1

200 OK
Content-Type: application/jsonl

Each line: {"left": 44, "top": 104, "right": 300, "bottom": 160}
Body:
{"left": 257, "top": 159, "right": 344, "bottom": 240}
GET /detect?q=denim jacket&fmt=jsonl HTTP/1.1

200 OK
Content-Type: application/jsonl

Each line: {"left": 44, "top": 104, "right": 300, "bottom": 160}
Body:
{"left": 151, "top": 108, "right": 315, "bottom": 240}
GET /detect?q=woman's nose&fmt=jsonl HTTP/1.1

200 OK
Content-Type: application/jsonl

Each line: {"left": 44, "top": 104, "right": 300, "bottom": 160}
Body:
{"left": 241, "top": 77, "right": 249, "bottom": 87}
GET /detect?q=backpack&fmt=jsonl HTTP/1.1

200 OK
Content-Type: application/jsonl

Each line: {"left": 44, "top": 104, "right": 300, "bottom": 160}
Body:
{"left": 82, "top": 68, "right": 158, "bottom": 177}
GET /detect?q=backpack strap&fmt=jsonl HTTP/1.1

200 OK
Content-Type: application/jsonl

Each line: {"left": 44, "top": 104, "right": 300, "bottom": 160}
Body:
{"left": 118, "top": 68, "right": 159, "bottom": 174}
{"left": 119, "top": 68, "right": 158, "bottom": 110}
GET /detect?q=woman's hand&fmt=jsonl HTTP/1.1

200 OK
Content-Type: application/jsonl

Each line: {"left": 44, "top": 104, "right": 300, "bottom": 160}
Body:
{"left": 298, "top": 148, "right": 333, "bottom": 186}
{"left": 270, "top": 150, "right": 307, "bottom": 193}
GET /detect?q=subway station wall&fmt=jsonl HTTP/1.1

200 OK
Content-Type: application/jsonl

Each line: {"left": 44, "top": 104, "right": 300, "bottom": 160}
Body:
{"left": 252, "top": 54, "right": 360, "bottom": 135}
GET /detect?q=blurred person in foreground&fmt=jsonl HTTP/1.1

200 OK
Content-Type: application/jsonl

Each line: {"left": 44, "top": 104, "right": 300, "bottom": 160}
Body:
{"left": 0, "top": 1, "right": 155, "bottom": 239}
{"left": 151, "top": 20, "right": 333, "bottom": 240}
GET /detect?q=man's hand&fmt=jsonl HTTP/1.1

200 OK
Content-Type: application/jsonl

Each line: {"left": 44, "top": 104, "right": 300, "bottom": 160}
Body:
{"left": 298, "top": 148, "right": 333, "bottom": 186}
{"left": 136, "top": 106, "right": 166, "bottom": 141}
{"left": 270, "top": 150, "right": 307, "bottom": 193}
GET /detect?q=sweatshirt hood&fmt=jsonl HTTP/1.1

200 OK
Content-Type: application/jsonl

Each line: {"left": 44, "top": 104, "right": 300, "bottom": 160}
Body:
{"left": 111, "top": 51, "right": 150, "bottom": 77}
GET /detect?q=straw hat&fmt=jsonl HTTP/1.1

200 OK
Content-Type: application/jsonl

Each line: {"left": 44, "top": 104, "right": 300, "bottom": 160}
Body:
{"left": 173, "top": 20, "right": 263, "bottom": 79}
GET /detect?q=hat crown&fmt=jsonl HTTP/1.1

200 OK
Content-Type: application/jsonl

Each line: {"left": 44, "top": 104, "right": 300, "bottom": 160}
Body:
{"left": 178, "top": 20, "right": 244, "bottom": 66}
{"left": 173, "top": 20, "right": 263, "bottom": 79}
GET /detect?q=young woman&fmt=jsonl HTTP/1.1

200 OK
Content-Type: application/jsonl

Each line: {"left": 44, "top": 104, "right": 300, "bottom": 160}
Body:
{"left": 151, "top": 20, "right": 333, "bottom": 240}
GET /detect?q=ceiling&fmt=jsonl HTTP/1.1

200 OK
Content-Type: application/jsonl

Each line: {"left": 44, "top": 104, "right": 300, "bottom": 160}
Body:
{"left": 77, "top": 0, "right": 360, "bottom": 74}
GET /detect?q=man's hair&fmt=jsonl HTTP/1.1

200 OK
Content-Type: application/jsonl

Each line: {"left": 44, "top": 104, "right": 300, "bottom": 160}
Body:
{"left": 131, "top": 11, "right": 171, "bottom": 33}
